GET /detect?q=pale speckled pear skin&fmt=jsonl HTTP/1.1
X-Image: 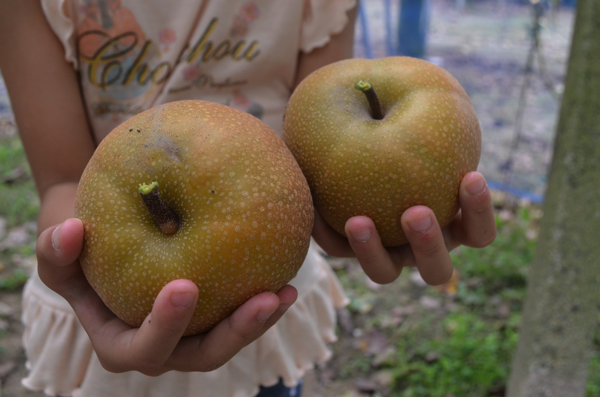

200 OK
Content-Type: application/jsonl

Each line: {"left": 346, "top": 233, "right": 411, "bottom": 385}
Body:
{"left": 75, "top": 100, "right": 314, "bottom": 336}
{"left": 282, "top": 57, "right": 481, "bottom": 247}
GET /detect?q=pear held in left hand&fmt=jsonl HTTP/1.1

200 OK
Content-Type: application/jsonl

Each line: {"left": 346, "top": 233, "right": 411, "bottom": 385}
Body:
{"left": 75, "top": 100, "right": 314, "bottom": 336}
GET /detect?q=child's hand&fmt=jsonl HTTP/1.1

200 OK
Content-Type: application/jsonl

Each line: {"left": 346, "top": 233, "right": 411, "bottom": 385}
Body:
{"left": 36, "top": 219, "right": 297, "bottom": 376}
{"left": 312, "top": 172, "right": 496, "bottom": 285}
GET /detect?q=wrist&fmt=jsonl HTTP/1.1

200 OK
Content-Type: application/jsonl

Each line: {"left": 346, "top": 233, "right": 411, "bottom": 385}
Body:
{"left": 37, "top": 181, "right": 79, "bottom": 233}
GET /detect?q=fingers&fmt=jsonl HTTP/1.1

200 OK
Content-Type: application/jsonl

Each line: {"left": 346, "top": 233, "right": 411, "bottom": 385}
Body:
{"left": 35, "top": 219, "right": 105, "bottom": 310}
{"left": 38, "top": 219, "right": 300, "bottom": 376}
{"left": 345, "top": 216, "right": 402, "bottom": 284}
{"left": 94, "top": 284, "right": 296, "bottom": 375}
{"left": 36, "top": 218, "right": 85, "bottom": 293}
{"left": 445, "top": 172, "right": 497, "bottom": 250}
{"left": 345, "top": 211, "right": 453, "bottom": 286}
{"left": 168, "top": 285, "right": 298, "bottom": 372}
{"left": 95, "top": 279, "right": 199, "bottom": 375}
{"left": 401, "top": 206, "right": 454, "bottom": 286}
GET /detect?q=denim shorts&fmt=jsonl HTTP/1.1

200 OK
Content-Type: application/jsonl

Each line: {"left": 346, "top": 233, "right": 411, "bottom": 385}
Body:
{"left": 255, "top": 378, "right": 302, "bottom": 397}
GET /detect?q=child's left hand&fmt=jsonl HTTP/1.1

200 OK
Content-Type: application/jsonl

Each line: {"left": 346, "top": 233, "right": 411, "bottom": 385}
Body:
{"left": 312, "top": 171, "right": 496, "bottom": 285}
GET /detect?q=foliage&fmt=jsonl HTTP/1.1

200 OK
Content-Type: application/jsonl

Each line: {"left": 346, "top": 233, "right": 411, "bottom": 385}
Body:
{"left": 0, "top": 136, "right": 39, "bottom": 228}
{"left": 452, "top": 206, "right": 538, "bottom": 313}
{"left": 385, "top": 207, "right": 535, "bottom": 397}
{"left": 377, "top": 205, "right": 600, "bottom": 396}
{"left": 588, "top": 315, "right": 600, "bottom": 397}
{"left": 392, "top": 312, "right": 519, "bottom": 397}
{"left": 0, "top": 267, "right": 28, "bottom": 291}
{"left": 0, "top": 135, "right": 38, "bottom": 291}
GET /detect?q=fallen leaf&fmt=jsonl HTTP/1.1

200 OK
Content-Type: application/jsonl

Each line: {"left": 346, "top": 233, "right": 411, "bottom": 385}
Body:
{"left": 435, "top": 269, "right": 460, "bottom": 296}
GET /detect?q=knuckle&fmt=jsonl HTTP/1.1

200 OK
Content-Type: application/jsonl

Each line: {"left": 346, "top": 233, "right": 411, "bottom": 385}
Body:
{"left": 416, "top": 237, "right": 445, "bottom": 259}
{"left": 226, "top": 315, "right": 255, "bottom": 344}
{"left": 154, "top": 321, "right": 186, "bottom": 338}
{"left": 35, "top": 236, "right": 54, "bottom": 263}
{"left": 97, "top": 342, "right": 169, "bottom": 375}
{"left": 470, "top": 229, "right": 497, "bottom": 248}
{"left": 146, "top": 313, "right": 187, "bottom": 339}
{"left": 355, "top": 247, "right": 383, "bottom": 265}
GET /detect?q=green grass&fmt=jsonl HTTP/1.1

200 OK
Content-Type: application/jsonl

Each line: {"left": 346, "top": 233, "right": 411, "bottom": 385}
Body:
{"left": 392, "top": 312, "right": 519, "bottom": 397}
{"left": 452, "top": 206, "right": 538, "bottom": 315}
{"left": 385, "top": 209, "right": 535, "bottom": 397}
{"left": 336, "top": 204, "right": 600, "bottom": 397}
{"left": 0, "top": 135, "right": 39, "bottom": 291}
{"left": 589, "top": 317, "right": 600, "bottom": 397}
{"left": 0, "top": 136, "right": 39, "bottom": 228}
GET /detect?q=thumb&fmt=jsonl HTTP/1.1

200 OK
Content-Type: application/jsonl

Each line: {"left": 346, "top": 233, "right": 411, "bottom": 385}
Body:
{"left": 36, "top": 218, "right": 85, "bottom": 293}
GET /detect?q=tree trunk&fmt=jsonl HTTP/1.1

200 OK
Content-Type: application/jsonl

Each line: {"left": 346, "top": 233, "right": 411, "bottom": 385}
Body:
{"left": 506, "top": 0, "right": 600, "bottom": 396}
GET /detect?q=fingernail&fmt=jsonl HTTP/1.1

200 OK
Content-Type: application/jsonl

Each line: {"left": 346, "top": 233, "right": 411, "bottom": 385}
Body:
{"left": 51, "top": 225, "right": 62, "bottom": 251}
{"left": 466, "top": 176, "right": 486, "bottom": 196}
{"left": 350, "top": 228, "right": 371, "bottom": 243}
{"left": 170, "top": 291, "right": 195, "bottom": 309}
{"left": 257, "top": 308, "right": 276, "bottom": 322}
{"left": 409, "top": 215, "right": 432, "bottom": 232}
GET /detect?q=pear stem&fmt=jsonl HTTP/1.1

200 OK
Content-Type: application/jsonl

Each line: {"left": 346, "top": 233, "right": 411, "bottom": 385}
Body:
{"left": 139, "top": 182, "right": 180, "bottom": 235}
{"left": 355, "top": 80, "right": 384, "bottom": 120}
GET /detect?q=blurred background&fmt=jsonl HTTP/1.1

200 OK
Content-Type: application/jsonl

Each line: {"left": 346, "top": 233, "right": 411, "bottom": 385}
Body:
{"left": 353, "top": 0, "right": 573, "bottom": 203}
{"left": 1, "top": 1, "right": 598, "bottom": 396}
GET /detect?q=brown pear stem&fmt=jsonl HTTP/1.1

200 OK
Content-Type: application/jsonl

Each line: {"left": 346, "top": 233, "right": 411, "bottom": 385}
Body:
{"left": 139, "top": 182, "right": 180, "bottom": 235}
{"left": 355, "top": 80, "right": 384, "bottom": 120}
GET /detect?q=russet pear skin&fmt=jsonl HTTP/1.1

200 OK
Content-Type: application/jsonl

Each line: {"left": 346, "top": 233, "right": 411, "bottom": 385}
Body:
{"left": 283, "top": 57, "right": 481, "bottom": 247}
{"left": 75, "top": 100, "right": 314, "bottom": 336}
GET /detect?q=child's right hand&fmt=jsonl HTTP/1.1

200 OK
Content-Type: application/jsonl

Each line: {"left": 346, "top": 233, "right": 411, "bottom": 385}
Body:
{"left": 35, "top": 218, "right": 297, "bottom": 376}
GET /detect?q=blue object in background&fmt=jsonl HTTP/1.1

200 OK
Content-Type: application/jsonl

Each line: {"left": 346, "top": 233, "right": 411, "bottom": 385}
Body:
{"left": 397, "top": 0, "right": 430, "bottom": 58}
{"left": 358, "top": 0, "right": 374, "bottom": 58}
{"left": 359, "top": 0, "right": 430, "bottom": 59}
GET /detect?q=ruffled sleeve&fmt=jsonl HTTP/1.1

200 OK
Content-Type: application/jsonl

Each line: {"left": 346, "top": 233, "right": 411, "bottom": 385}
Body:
{"left": 299, "top": 0, "right": 357, "bottom": 53}
{"left": 40, "top": 0, "right": 78, "bottom": 69}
